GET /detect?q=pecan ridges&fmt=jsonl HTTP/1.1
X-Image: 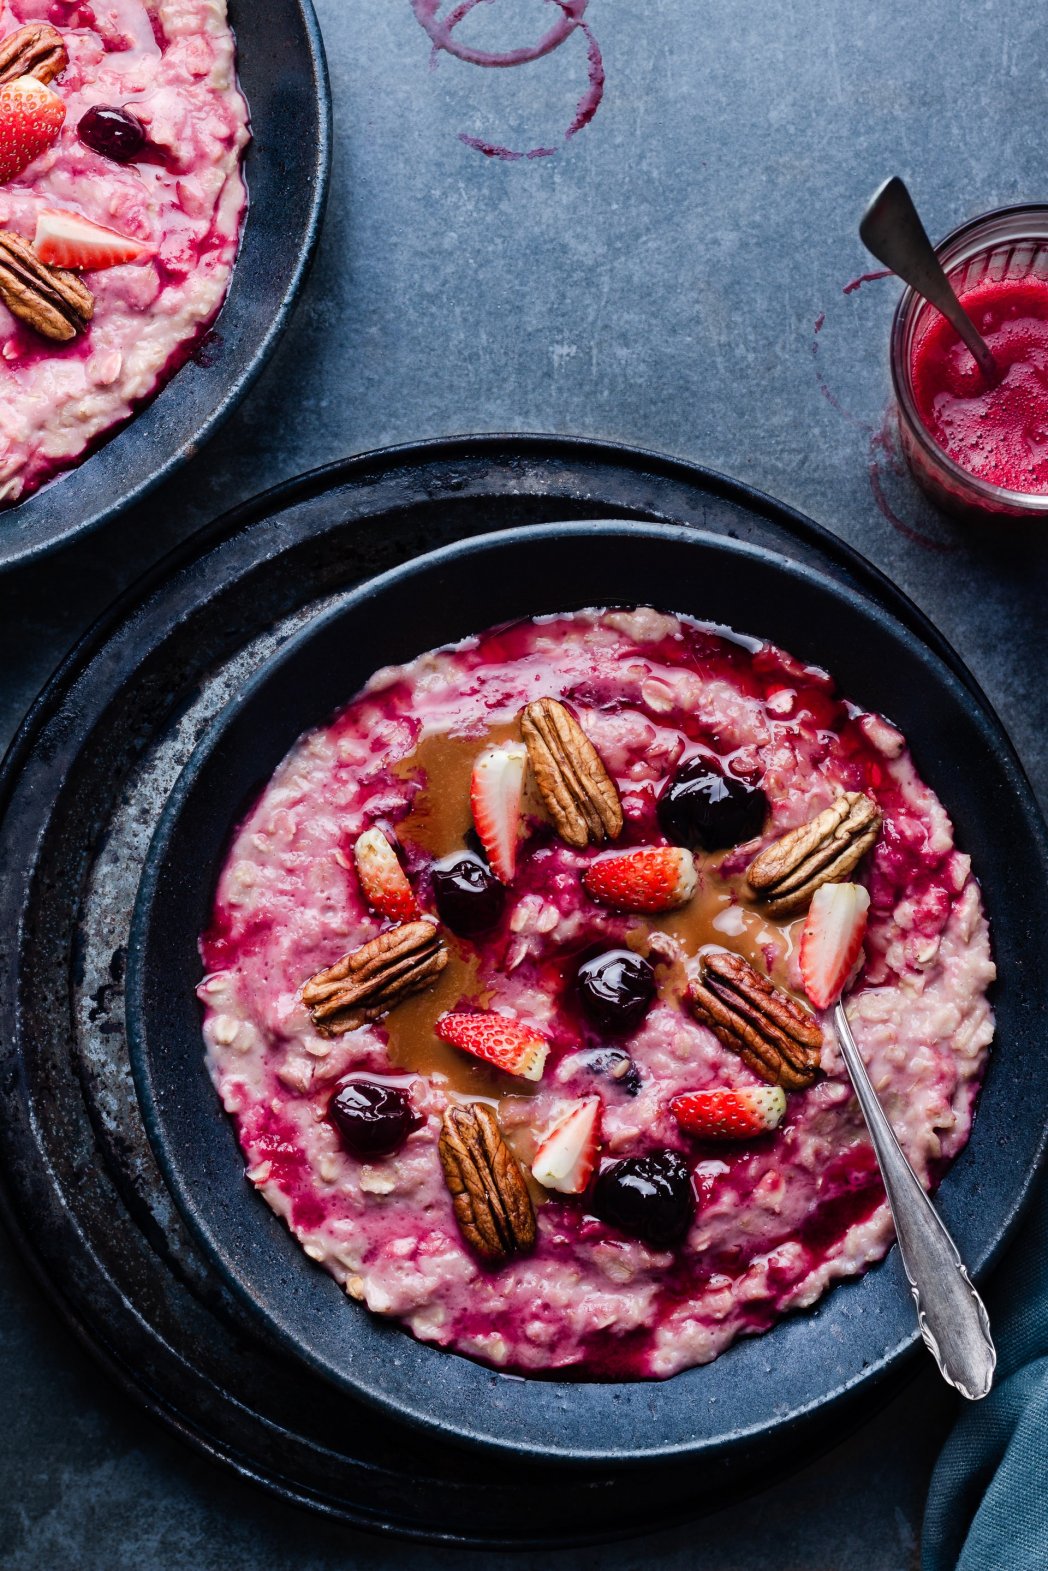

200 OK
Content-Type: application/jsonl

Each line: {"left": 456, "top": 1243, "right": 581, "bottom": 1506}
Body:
{"left": 745, "top": 791, "right": 882, "bottom": 916}
{"left": 0, "top": 23, "right": 67, "bottom": 85}
{"left": 0, "top": 231, "right": 93, "bottom": 343}
{"left": 689, "top": 950, "right": 823, "bottom": 1091}
{"left": 519, "top": 696, "right": 623, "bottom": 849}
{"left": 301, "top": 920, "right": 447, "bottom": 1036}
{"left": 439, "top": 1103, "right": 536, "bottom": 1263}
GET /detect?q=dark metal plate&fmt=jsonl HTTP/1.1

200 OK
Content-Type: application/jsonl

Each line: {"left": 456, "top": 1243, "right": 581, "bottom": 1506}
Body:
{"left": 2, "top": 437, "right": 1044, "bottom": 1541}
{"left": 0, "top": 0, "right": 330, "bottom": 569}
{"left": 127, "top": 519, "right": 1048, "bottom": 1462}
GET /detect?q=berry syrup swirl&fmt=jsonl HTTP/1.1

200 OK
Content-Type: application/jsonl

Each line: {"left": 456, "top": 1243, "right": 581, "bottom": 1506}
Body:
{"left": 200, "top": 609, "right": 994, "bottom": 1379}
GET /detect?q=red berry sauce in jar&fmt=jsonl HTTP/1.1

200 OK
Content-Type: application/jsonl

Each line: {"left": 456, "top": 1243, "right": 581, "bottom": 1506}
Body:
{"left": 910, "top": 274, "right": 1048, "bottom": 494}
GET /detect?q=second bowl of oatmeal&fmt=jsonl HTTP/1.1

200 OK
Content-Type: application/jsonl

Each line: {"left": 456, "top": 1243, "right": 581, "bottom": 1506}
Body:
{"left": 0, "top": 0, "right": 329, "bottom": 566}
{"left": 127, "top": 521, "right": 1048, "bottom": 1462}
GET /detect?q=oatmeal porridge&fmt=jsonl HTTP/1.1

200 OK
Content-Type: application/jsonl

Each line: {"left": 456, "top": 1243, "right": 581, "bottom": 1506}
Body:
{"left": 199, "top": 609, "right": 995, "bottom": 1379}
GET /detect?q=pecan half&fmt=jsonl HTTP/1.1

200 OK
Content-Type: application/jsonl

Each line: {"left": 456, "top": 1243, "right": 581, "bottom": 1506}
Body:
{"left": 301, "top": 920, "right": 447, "bottom": 1036}
{"left": 519, "top": 696, "right": 623, "bottom": 849}
{"left": 688, "top": 950, "right": 823, "bottom": 1091}
{"left": 745, "top": 791, "right": 882, "bottom": 916}
{"left": 0, "top": 23, "right": 67, "bottom": 85}
{"left": 0, "top": 231, "right": 93, "bottom": 342}
{"left": 438, "top": 1103, "right": 536, "bottom": 1263}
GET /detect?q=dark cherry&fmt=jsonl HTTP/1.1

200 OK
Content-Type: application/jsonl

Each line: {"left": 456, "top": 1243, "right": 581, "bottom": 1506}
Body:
{"left": 78, "top": 105, "right": 147, "bottom": 164}
{"left": 590, "top": 1150, "right": 694, "bottom": 1246}
{"left": 431, "top": 851, "right": 505, "bottom": 935}
{"left": 657, "top": 755, "right": 767, "bottom": 851}
{"left": 328, "top": 1081, "right": 420, "bottom": 1159}
{"left": 582, "top": 1046, "right": 642, "bottom": 1096}
{"left": 576, "top": 949, "right": 655, "bottom": 1033}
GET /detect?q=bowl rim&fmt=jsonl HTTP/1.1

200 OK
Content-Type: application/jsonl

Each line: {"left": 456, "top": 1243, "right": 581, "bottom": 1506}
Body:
{"left": 0, "top": 0, "right": 332, "bottom": 569}
{"left": 126, "top": 518, "right": 1048, "bottom": 1463}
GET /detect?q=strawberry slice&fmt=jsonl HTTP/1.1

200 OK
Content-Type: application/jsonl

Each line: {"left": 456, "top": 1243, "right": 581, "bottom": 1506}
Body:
{"left": 0, "top": 76, "right": 65, "bottom": 184}
{"left": 353, "top": 826, "right": 419, "bottom": 924}
{"left": 436, "top": 1011, "right": 549, "bottom": 1081}
{"left": 799, "top": 881, "right": 871, "bottom": 1009}
{"left": 34, "top": 207, "right": 154, "bottom": 269}
{"left": 582, "top": 845, "right": 697, "bottom": 913}
{"left": 671, "top": 1085, "right": 787, "bottom": 1140}
{"left": 532, "top": 1096, "right": 601, "bottom": 1193}
{"left": 470, "top": 742, "right": 526, "bottom": 884}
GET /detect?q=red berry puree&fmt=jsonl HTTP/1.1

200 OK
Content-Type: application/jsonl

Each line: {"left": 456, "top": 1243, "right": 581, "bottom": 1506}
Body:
{"left": 911, "top": 273, "right": 1048, "bottom": 493}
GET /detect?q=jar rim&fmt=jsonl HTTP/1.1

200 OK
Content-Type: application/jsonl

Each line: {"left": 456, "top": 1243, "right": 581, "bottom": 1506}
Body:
{"left": 889, "top": 201, "right": 1048, "bottom": 512}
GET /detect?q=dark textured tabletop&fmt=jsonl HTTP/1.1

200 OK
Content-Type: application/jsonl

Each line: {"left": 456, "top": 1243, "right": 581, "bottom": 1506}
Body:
{"left": 2, "top": 2, "right": 1046, "bottom": 1566}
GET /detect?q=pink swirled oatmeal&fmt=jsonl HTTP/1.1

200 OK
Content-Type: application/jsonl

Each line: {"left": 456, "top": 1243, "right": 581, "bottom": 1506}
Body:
{"left": 0, "top": 0, "right": 248, "bottom": 505}
{"left": 199, "top": 609, "right": 995, "bottom": 1379}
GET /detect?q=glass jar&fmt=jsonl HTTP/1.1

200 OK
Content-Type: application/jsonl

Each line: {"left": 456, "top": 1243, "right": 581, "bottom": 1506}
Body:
{"left": 890, "top": 203, "right": 1048, "bottom": 522}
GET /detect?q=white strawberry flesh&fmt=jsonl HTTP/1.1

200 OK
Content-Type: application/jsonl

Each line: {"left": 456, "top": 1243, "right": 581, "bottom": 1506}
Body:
{"left": 799, "top": 881, "right": 870, "bottom": 1009}
{"left": 470, "top": 743, "right": 526, "bottom": 884}
{"left": 34, "top": 207, "right": 154, "bottom": 270}
{"left": 531, "top": 1096, "right": 601, "bottom": 1194}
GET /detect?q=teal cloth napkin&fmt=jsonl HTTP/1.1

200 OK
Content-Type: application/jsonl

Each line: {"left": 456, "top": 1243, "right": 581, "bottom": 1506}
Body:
{"left": 922, "top": 1168, "right": 1048, "bottom": 1570}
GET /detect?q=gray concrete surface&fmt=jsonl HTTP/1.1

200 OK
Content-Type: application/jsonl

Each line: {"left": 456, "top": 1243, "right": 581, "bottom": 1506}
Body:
{"left": 2, "top": 1, "right": 1046, "bottom": 1566}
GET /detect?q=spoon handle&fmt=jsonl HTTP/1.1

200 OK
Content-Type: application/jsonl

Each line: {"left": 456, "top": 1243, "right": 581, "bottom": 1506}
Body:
{"left": 832, "top": 1002, "right": 996, "bottom": 1400}
{"left": 860, "top": 176, "right": 997, "bottom": 380}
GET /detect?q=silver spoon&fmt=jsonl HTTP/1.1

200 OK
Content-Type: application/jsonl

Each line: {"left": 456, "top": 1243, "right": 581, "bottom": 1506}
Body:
{"left": 832, "top": 999, "right": 996, "bottom": 1399}
{"left": 860, "top": 175, "right": 997, "bottom": 381}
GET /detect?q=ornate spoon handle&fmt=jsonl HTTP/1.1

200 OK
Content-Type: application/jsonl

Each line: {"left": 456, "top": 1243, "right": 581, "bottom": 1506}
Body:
{"left": 832, "top": 1002, "right": 996, "bottom": 1400}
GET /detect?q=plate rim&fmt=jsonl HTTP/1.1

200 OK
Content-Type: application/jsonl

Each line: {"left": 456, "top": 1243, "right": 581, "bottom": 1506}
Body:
{"left": 0, "top": 430, "right": 995, "bottom": 772}
{"left": 125, "top": 515, "right": 1048, "bottom": 1464}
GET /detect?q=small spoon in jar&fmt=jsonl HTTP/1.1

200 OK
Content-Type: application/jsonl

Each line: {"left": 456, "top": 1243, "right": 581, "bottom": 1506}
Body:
{"left": 860, "top": 175, "right": 997, "bottom": 381}
{"left": 803, "top": 883, "right": 996, "bottom": 1400}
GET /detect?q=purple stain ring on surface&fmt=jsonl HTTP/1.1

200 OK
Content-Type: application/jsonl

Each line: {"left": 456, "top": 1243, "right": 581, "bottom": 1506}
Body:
{"left": 410, "top": 0, "right": 605, "bottom": 160}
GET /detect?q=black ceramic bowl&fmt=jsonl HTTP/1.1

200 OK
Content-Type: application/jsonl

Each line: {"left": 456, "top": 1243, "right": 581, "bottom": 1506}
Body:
{"left": 0, "top": 0, "right": 330, "bottom": 569}
{"left": 128, "top": 521, "right": 1048, "bottom": 1465}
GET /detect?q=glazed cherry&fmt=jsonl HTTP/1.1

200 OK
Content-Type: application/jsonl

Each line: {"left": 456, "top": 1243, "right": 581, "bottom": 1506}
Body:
{"left": 591, "top": 1150, "right": 694, "bottom": 1246}
{"left": 431, "top": 852, "right": 505, "bottom": 936}
{"left": 328, "top": 1081, "right": 420, "bottom": 1159}
{"left": 78, "top": 105, "right": 147, "bottom": 164}
{"left": 657, "top": 755, "right": 767, "bottom": 851}
{"left": 576, "top": 949, "right": 655, "bottom": 1033}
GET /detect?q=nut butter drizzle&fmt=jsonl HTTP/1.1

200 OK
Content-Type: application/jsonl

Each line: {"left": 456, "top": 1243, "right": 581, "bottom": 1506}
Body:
{"left": 373, "top": 720, "right": 810, "bottom": 1104}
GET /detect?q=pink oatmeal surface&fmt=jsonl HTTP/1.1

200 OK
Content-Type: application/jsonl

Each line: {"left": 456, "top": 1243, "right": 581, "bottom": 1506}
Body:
{"left": 199, "top": 609, "right": 995, "bottom": 1379}
{"left": 0, "top": 0, "right": 248, "bottom": 503}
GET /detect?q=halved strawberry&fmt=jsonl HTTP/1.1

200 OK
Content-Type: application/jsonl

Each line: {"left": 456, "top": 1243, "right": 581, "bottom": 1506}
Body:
{"left": 353, "top": 826, "right": 419, "bottom": 924}
{"left": 470, "top": 742, "right": 526, "bottom": 884}
{"left": 671, "top": 1085, "right": 787, "bottom": 1140}
{"left": 582, "top": 845, "right": 697, "bottom": 913}
{"left": 799, "top": 881, "right": 870, "bottom": 1009}
{"left": 435, "top": 1011, "right": 549, "bottom": 1081}
{"left": 531, "top": 1096, "right": 601, "bottom": 1193}
{"left": 0, "top": 76, "right": 65, "bottom": 184}
{"left": 34, "top": 207, "right": 154, "bottom": 269}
